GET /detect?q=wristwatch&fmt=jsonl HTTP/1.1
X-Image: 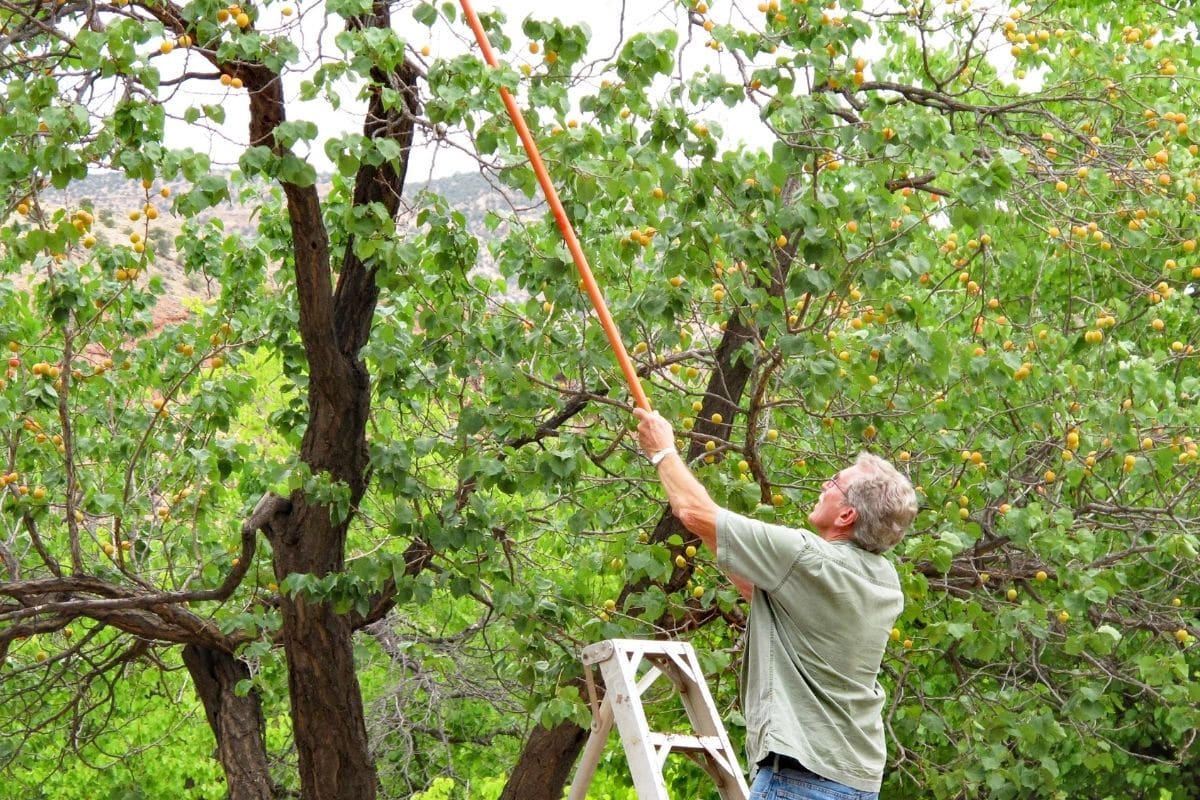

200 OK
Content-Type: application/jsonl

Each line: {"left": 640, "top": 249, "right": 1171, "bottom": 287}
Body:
{"left": 649, "top": 447, "right": 676, "bottom": 466}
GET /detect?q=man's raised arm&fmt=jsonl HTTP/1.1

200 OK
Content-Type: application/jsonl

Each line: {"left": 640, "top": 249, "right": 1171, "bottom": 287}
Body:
{"left": 634, "top": 408, "right": 752, "bottom": 601}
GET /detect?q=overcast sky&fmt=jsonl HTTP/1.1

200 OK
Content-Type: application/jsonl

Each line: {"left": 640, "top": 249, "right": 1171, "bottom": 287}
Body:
{"left": 159, "top": 1, "right": 759, "bottom": 180}
{"left": 158, "top": 0, "right": 995, "bottom": 180}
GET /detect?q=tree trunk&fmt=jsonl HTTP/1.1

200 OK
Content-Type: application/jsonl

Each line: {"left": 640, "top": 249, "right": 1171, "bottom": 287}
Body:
{"left": 497, "top": 321, "right": 760, "bottom": 800}
{"left": 276, "top": 586, "right": 377, "bottom": 800}
{"left": 269, "top": 339, "right": 378, "bottom": 800}
{"left": 182, "top": 643, "right": 276, "bottom": 800}
{"left": 274, "top": 411, "right": 378, "bottom": 800}
{"left": 252, "top": 1, "right": 420, "bottom": 793}
{"left": 499, "top": 718, "right": 591, "bottom": 800}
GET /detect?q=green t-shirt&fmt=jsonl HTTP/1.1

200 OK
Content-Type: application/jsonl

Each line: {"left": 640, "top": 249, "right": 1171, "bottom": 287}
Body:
{"left": 716, "top": 508, "right": 904, "bottom": 793}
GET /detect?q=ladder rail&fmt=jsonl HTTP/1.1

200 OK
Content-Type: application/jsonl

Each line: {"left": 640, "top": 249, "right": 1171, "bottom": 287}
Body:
{"left": 568, "top": 638, "right": 750, "bottom": 800}
{"left": 566, "top": 695, "right": 614, "bottom": 800}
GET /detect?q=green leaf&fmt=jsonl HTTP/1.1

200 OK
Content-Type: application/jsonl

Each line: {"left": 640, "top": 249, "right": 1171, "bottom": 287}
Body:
{"left": 413, "top": 2, "right": 438, "bottom": 25}
{"left": 277, "top": 155, "right": 317, "bottom": 187}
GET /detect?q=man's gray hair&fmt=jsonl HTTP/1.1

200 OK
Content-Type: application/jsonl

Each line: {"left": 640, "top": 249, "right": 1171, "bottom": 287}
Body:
{"left": 843, "top": 452, "right": 918, "bottom": 554}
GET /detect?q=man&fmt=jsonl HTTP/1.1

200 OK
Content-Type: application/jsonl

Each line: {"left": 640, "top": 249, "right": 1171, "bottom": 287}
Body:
{"left": 633, "top": 407, "right": 917, "bottom": 800}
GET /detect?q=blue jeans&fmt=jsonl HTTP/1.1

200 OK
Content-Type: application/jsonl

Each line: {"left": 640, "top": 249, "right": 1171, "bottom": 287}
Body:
{"left": 750, "top": 765, "right": 879, "bottom": 800}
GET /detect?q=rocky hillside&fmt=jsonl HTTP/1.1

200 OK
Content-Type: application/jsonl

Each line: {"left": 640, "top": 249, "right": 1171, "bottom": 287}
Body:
{"left": 38, "top": 169, "right": 531, "bottom": 312}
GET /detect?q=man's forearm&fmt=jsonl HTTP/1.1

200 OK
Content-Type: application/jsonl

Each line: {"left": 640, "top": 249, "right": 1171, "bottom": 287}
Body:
{"left": 655, "top": 453, "right": 755, "bottom": 601}
{"left": 654, "top": 451, "right": 719, "bottom": 550}
{"left": 636, "top": 408, "right": 746, "bottom": 594}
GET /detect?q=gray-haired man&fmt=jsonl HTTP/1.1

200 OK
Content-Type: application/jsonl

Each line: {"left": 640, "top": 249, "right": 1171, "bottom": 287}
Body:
{"left": 634, "top": 408, "right": 917, "bottom": 799}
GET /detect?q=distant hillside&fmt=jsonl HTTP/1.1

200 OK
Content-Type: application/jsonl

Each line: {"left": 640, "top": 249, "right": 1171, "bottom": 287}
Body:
{"left": 413, "top": 171, "right": 501, "bottom": 211}
{"left": 401, "top": 170, "right": 534, "bottom": 273}
{"left": 37, "top": 169, "right": 535, "bottom": 312}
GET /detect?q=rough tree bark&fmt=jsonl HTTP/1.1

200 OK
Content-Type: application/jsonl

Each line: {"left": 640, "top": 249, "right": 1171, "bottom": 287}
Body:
{"left": 236, "top": 2, "right": 421, "bottom": 797}
{"left": 497, "top": 719, "right": 591, "bottom": 800}
{"left": 182, "top": 644, "right": 276, "bottom": 800}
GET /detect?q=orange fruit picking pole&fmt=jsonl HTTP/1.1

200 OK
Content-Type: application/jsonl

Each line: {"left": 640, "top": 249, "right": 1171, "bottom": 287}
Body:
{"left": 457, "top": 0, "right": 651, "bottom": 411}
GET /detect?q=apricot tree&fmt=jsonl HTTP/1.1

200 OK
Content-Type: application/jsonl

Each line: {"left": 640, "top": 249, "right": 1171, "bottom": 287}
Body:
{"left": 1, "top": 1, "right": 1198, "bottom": 799}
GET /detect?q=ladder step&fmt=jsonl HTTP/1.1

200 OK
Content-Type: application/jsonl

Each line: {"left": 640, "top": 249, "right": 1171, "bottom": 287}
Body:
{"left": 648, "top": 732, "right": 727, "bottom": 753}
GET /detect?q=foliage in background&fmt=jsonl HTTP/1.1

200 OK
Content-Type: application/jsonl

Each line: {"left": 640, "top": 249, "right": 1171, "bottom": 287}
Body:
{"left": 2, "top": 0, "right": 1198, "bottom": 798}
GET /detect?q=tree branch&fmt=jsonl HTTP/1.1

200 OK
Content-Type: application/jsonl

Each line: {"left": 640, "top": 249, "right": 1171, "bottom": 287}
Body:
{"left": 0, "top": 494, "right": 290, "bottom": 649}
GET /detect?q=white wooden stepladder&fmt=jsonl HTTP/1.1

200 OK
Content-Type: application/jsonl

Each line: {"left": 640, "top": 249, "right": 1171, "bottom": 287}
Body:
{"left": 567, "top": 639, "right": 750, "bottom": 800}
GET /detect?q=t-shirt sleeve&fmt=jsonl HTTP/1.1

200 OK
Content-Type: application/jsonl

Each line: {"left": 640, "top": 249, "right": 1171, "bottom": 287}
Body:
{"left": 716, "top": 508, "right": 812, "bottom": 593}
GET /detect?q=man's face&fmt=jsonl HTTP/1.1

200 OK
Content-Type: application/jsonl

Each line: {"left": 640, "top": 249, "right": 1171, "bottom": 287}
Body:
{"left": 808, "top": 464, "right": 864, "bottom": 532}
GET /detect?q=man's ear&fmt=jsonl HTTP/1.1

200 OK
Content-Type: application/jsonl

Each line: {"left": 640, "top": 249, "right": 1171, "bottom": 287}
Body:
{"left": 837, "top": 505, "right": 858, "bottom": 529}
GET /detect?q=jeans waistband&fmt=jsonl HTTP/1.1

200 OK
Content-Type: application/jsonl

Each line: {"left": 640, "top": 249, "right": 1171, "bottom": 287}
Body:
{"left": 760, "top": 752, "right": 812, "bottom": 775}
